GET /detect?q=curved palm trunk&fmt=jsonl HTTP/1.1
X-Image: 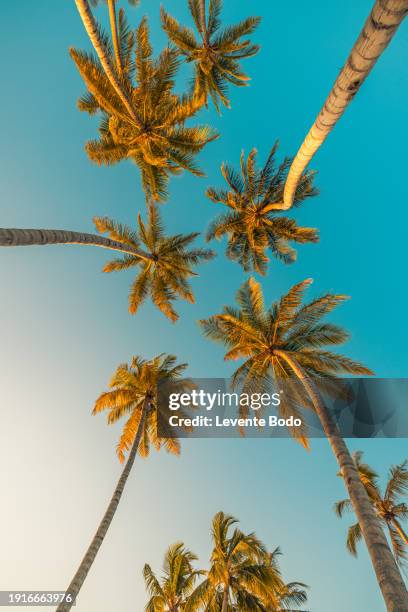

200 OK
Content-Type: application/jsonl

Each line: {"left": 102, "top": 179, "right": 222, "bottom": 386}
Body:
{"left": 56, "top": 403, "right": 149, "bottom": 612}
{"left": 107, "top": 0, "right": 123, "bottom": 73}
{"left": 74, "top": 0, "right": 143, "bottom": 128}
{"left": 274, "top": 350, "right": 408, "bottom": 612}
{"left": 221, "top": 585, "right": 229, "bottom": 612}
{"left": 0, "top": 227, "right": 151, "bottom": 260}
{"left": 281, "top": 0, "right": 408, "bottom": 210}
{"left": 391, "top": 518, "right": 408, "bottom": 545}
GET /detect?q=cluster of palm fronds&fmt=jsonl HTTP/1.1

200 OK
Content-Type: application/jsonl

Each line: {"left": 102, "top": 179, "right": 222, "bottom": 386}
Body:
{"left": 143, "top": 511, "right": 309, "bottom": 611}
{"left": 72, "top": 0, "right": 262, "bottom": 201}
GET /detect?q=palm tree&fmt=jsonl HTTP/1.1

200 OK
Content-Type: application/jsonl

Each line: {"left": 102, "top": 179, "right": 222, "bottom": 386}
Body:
{"left": 56, "top": 354, "right": 193, "bottom": 612}
{"left": 335, "top": 452, "right": 408, "bottom": 566}
{"left": 72, "top": 10, "right": 217, "bottom": 200}
{"left": 143, "top": 543, "right": 204, "bottom": 611}
{"left": 187, "top": 512, "right": 284, "bottom": 611}
{"left": 0, "top": 205, "right": 215, "bottom": 322}
{"left": 281, "top": 0, "right": 408, "bottom": 209}
{"left": 161, "top": 0, "right": 261, "bottom": 112}
{"left": 199, "top": 278, "right": 408, "bottom": 611}
{"left": 205, "top": 143, "right": 318, "bottom": 274}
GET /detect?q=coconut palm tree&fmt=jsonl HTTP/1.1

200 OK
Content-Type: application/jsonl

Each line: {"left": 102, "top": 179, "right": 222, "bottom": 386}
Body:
{"left": 199, "top": 278, "right": 408, "bottom": 611}
{"left": 143, "top": 543, "right": 204, "bottom": 611}
{"left": 281, "top": 0, "right": 408, "bottom": 209}
{"left": 161, "top": 0, "right": 261, "bottom": 112}
{"left": 205, "top": 143, "right": 318, "bottom": 274}
{"left": 335, "top": 452, "right": 408, "bottom": 566}
{"left": 57, "top": 354, "right": 193, "bottom": 612}
{"left": 186, "top": 512, "right": 284, "bottom": 611}
{"left": 0, "top": 205, "right": 215, "bottom": 322}
{"left": 72, "top": 9, "right": 217, "bottom": 200}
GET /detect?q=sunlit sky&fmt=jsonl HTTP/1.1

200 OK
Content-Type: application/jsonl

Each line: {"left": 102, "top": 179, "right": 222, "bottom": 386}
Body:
{"left": 0, "top": 1, "right": 407, "bottom": 611}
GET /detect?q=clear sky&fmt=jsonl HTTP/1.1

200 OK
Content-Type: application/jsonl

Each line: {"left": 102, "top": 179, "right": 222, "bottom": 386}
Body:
{"left": 0, "top": 1, "right": 407, "bottom": 611}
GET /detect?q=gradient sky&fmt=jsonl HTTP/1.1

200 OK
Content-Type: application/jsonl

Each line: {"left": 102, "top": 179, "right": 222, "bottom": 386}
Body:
{"left": 0, "top": 1, "right": 408, "bottom": 611}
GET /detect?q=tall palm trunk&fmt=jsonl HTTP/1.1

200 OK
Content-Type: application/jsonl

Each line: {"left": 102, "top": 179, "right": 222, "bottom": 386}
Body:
{"left": 74, "top": 0, "right": 143, "bottom": 128}
{"left": 199, "top": 0, "right": 208, "bottom": 44}
{"left": 274, "top": 350, "right": 408, "bottom": 612}
{"left": 0, "top": 227, "right": 151, "bottom": 260}
{"left": 221, "top": 585, "right": 229, "bottom": 612}
{"left": 56, "top": 402, "right": 149, "bottom": 612}
{"left": 281, "top": 0, "right": 408, "bottom": 210}
{"left": 107, "top": 0, "right": 123, "bottom": 73}
{"left": 392, "top": 518, "right": 408, "bottom": 545}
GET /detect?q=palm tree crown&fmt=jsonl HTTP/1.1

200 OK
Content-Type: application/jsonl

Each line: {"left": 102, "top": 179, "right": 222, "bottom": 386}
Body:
{"left": 335, "top": 452, "right": 408, "bottom": 566}
{"left": 94, "top": 204, "right": 214, "bottom": 322}
{"left": 93, "top": 353, "right": 192, "bottom": 462}
{"left": 206, "top": 143, "right": 319, "bottom": 274}
{"left": 161, "top": 0, "right": 261, "bottom": 111}
{"left": 200, "top": 277, "right": 372, "bottom": 445}
{"left": 144, "top": 542, "right": 204, "bottom": 611}
{"left": 71, "top": 15, "right": 217, "bottom": 200}
{"left": 186, "top": 511, "right": 299, "bottom": 611}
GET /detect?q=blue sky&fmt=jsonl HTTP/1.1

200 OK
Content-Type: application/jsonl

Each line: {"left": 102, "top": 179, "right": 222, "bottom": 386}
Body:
{"left": 0, "top": 1, "right": 407, "bottom": 611}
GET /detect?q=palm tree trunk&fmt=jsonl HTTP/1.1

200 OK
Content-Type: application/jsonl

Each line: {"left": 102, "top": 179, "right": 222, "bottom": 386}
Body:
{"left": 221, "top": 586, "right": 229, "bottom": 612}
{"left": 281, "top": 0, "right": 408, "bottom": 210}
{"left": 107, "top": 0, "right": 123, "bottom": 73}
{"left": 392, "top": 518, "right": 408, "bottom": 545}
{"left": 74, "top": 0, "right": 143, "bottom": 128}
{"left": 0, "top": 227, "right": 151, "bottom": 260}
{"left": 274, "top": 350, "right": 408, "bottom": 612}
{"left": 199, "top": 0, "right": 208, "bottom": 44}
{"left": 56, "top": 402, "right": 149, "bottom": 612}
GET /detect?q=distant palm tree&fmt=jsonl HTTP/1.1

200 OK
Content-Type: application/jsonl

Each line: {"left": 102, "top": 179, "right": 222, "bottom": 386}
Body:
{"left": 144, "top": 542, "right": 204, "bottom": 611}
{"left": 72, "top": 9, "right": 217, "bottom": 200}
{"left": 161, "top": 0, "right": 260, "bottom": 112}
{"left": 187, "top": 512, "right": 283, "bottom": 611}
{"left": 281, "top": 0, "right": 408, "bottom": 209}
{"left": 0, "top": 205, "right": 214, "bottom": 322}
{"left": 199, "top": 278, "right": 408, "bottom": 610}
{"left": 57, "top": 354, "right": 193, "bottom": 612}
{"left": 335, "top": 452, "right": 408, "bottom": 565}
{"left": 206, "top": 143, "right": 318, "bottom": 273}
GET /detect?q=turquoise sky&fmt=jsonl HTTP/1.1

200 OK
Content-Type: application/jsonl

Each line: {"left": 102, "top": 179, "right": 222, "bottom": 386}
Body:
{"left": 0, "top": 1, "right": 407, "bottom": 611}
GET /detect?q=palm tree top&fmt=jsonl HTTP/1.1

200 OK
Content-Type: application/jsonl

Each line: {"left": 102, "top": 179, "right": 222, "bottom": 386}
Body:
{"left": 335, "top": 452, "right": 408, "bottom": 566}
{"left": 93, "top": 353, "right": 193, "bottom": 462}
{"left": 144, "top": 542, "right": 204, "bottom": 612}
{"left": 71, "top": 14, "right": 218, "bottom": 201}
{"left": 161, "top": 0, "right": 261, "bottom": 111}
{"left": 95, "top": 203, "right": 215, "bottom": 321}
{"left": 206, "top": 143, "right": 319, "bottom": 274}
{"left": 200, "top": 277, "right": 373, "bottom": 444}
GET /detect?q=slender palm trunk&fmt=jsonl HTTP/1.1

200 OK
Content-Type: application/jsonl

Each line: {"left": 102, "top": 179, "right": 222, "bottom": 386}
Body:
{"left": 107, "top": 0, "right": 123, "bottom": 73}
{"left": 274, "top": 350, "right": 408, "bottom": 612}
{"left": 56, "top": 403, "right": 149, "bottom": 612}
{"left": 281, "top": 0, "right": 408, "bottom": 210}
{"left": 74, "top": 0, "right": 143, "bottom": 128}
{"left": 221, "top": 585, "right": 229, "bottom": 612}
{"left": 0, "top": 227, "right": 151, "bottom": 260}
{"left": 392, "top": 518, "right": 408, "bottom": 545}
{"left": 199, "top": 0, "right": 208, "bottom": 44}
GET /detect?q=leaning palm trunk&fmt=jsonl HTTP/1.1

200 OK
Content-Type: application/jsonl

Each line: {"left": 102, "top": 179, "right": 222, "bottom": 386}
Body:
{"left": 281, "top": 0, "right": 408, "bottom": 209}
{"left": 107, "top": 0, "right": 123, "bottom": 73}
{"left": 74, "top": 0, "right": 143, "bottom": 128}
{"left": 56, "top": 403, "right": 149, "bottom": 612}
{"left": 221, "top": 586, "right": 228, "bottom": 612}
{"left": 0, "top": 227, "right": 150, "bottom": 259}
{"left": 274, "top": 350, "right": 408, "bottom": 612}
